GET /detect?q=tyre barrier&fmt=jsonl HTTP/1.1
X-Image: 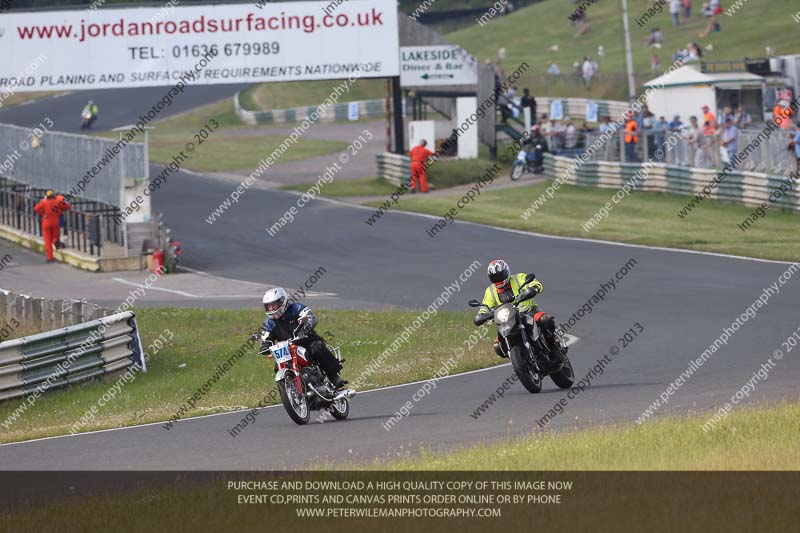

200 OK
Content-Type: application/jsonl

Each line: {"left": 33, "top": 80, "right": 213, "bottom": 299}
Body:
{"left": 376, "top": 152, "right": 412, "bottom": 187}
{"left": 544, "top": 153, "right": 800, "bottom": 212}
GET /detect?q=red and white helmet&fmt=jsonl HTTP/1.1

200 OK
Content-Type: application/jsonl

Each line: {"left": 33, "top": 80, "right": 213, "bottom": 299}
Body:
{"left": 487, "top": 259, "right": 511, "bottom": 287}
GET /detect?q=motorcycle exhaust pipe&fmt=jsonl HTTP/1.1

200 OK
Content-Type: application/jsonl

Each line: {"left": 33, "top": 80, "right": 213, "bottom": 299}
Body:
{"left": 307, "top": 384, "right": 356, "bottom": 403}
{"left": 332, "top": 389, "right": 356, "bottom": 402}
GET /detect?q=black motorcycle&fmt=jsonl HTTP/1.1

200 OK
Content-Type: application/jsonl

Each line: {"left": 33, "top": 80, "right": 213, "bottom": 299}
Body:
{"left": 469, "top": 274, "right": 574, "bottom": 393}
{"left": 510, "top": 145, "right": 545, "bottom": 180}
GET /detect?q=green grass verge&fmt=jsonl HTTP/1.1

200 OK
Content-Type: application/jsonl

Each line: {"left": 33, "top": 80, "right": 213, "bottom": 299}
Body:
{"left": 147, "top": 133, "right": 346, "bottom": 173}
{"left": 282, "top": 176, "right": 400, "bottom": 197}
{"left": 284, "top": 147, "right": 512, "bottom": 196}
{"left": 0, "top": 308, "right": 496, "bottom": 444}
{"left": 0, "top": 91, "right": 69, "bottom": 109}
{"left": 97, "top": 98, "right": 346, "bottom": 172}
{"left": 375, "top": 180, "right": 800, "bottom": 262}
{"left": 239, "top": 78, "right": 385, "bottom": 112}
{"left": 366, "top": 401, "right": 800, "bottom": 470}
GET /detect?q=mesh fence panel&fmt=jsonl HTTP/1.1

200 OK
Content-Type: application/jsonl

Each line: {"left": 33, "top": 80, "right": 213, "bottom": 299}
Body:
{"left": 0, "top": 123, "right": 146, "bottom": 208}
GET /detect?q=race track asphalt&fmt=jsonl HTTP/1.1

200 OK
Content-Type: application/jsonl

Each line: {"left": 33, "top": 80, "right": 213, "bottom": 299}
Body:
{"left": 0, "top": 165, "right": 798, "bottom": 469}
{"left": 0, "top": 83, "right": 246, "bottom": 133}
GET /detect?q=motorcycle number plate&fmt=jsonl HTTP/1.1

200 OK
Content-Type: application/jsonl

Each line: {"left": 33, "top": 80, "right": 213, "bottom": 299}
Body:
{"left": 517, "top": 151, "right": 527, "bottom": 161}
{"left": 272, "top": 342, "right": 292, "bottom": 363}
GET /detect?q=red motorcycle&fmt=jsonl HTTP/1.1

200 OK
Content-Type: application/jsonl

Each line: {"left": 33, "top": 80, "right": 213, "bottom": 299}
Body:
{"left": 259, "top": 331, "right": 355, "bottom": 425}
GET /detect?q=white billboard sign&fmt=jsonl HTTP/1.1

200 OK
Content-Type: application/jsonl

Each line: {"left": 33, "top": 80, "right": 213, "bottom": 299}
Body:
{"left": 400, "top": 45, "right": 478, "bottom": 87}
{"left": 0, "top": 0, "right": 399, "bottom": 91}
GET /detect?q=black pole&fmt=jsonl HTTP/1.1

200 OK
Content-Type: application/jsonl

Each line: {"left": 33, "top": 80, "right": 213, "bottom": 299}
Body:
{"left": 391, "top": 76, "right": 404, "bottom": 155}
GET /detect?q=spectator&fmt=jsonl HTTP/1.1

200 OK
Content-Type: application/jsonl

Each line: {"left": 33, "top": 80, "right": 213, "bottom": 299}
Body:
{"left": 624, "top": 112, "right": 639, "bottom": 162}
{"left": 686, "top": 42, "right": 703, "bottom": 61}
{"left": 683, "top": 115, "right": 704, "bottom": 166}
{"left": 563, "top": 119, "right": 578, "bottom": 155}
{"left": 573, "top": 61, "right": 583, "bottom": 84}
{"left": 700, "top": 16, "right": 720, "bottom": 38}
{"left": 543, "top": 117, "right": 564, "bottom": 153}
{"left": 520, "top": 88, "right": 537, "bottom": 124}
{"left": 599, "top": 116, "right": 616, "bottom": 135}
{"left": 701, "top": 105, "right": 717, "bottom": 136}
{"left": 710, "top": 0, "right": 722, "bottom": 14}
{"left": 33, "top": 190, "right": 70, "bottom": 263}
{"left": 683, "top": 0, "right": 692, "bottom": 18}
{"left": 670, "top": 0, "right": 682, "bottom": 27}
{"left": 644, "top": 28, "right": 664, "bottom": 47}
{"left": 669, "top": 114, "right": 684, "bottom": 132}
{"left": 773, "top": 100, "right": 794, "bottom": 130}
{"left": 409, "top": 139, "right": 435, "bottom": 193}
{"left": 577, "top": 121, "right": 593, "bottom": 151}
{"left": 498, "top": 89, "right": 513, "bottom": 123}
{"left": 547, "top": 61, "right": 561, "bottom": 76}
{"left": 654, "top": 116, "right": 669, "bottom": 160}
{"left": 734, "top": 105, "right": 751, "bottom": 130}
{"left": 581, "top": 56, "right": 597, "bottom": 89}
{"left": 651, "top": 53, "right": 662, "bottom": 72}
{"left": 720, "top": 117, "right": 739, "bottom": 166}
{"left": 791, "top": 123, "right": 800, "bottom": 172}
{"left": 720, "top": 106, "right": 735, "bottom": 126}
{"left": 640, "top": 106, "right": 656, "bottom": 159}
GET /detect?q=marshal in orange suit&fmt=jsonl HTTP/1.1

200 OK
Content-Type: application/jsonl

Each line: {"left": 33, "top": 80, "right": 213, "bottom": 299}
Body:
{"left": 34, "top": 190, "right": 70, "bottom": 262}
{"left": 408, "top": 139, "right": 436, "bottom": 193}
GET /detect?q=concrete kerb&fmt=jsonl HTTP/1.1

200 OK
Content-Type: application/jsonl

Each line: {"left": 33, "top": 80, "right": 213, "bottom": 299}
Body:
{"left": 0, "top": 226, "right": 142, "bottom": 272}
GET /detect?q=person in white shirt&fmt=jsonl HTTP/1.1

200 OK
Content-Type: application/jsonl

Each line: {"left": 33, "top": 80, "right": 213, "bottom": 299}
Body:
{"left": 581, "top": 56, "right": 597, "bottom": 89}
{"left": 670, "top": 0, "right": 682, "bottom": 27}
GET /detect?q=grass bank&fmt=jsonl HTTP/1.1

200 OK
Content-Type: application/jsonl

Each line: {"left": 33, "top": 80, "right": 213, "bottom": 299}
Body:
{"left": 97, "top": 98, "right": 346, "bottom": 173}
{"left": 377, "top": 180, "right": 800, "bottom": 262}
{"left": 369, "top": 400, "right": 800, "bottom": 470}
{"left": 0, "top": 307, "right": 497, "bottom": 444}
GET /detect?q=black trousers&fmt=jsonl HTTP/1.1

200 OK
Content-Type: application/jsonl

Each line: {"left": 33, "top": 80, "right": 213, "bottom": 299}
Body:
{"left": 296, "top": 334, "right": 341, "bottom": 382}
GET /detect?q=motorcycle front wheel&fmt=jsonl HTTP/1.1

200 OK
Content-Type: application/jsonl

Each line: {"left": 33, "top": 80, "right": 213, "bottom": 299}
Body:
{"left": 510, "top": 163, "right": 524, "bottom": 181}
{"left": 550, "top": 354, "right": 575, "bottom": 389}
{"left": 510, "top": 345, "right": 542, "bottom": 393}
{"left": 278, "top": 378, "right": 310, "bottom": 425}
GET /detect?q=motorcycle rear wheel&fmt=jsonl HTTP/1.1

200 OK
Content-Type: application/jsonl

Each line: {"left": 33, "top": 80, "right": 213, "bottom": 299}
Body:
{"left": 510, "top": 345, "right": 542, "bottom": 393}
{"left": 329, "top": 398, "right": 350, "bottom": 420}
{"left": 510, "top": 164, "right": 524, "bottom": 181}
{"left": 550, "top": 355, "right": 575, "bottom": 389}
{"left": 278, "top": 379, "right": 310, "bottom": 425}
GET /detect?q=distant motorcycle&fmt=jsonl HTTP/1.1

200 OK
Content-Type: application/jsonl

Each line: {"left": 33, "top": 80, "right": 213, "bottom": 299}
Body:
{"left": 510, "top": 145, "right": 545, "bottom": 181}
{"left": 469, "top": 274, "right": 574, "bottom": 393}
{"left": 256, "top": 326, "right": 355, "bottom": 425}
{"left": 80, "top": 109, "right": 93, "bottom": 129}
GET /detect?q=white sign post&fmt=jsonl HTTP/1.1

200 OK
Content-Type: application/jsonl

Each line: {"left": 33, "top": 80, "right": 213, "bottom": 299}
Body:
{"left": 400, "top": 45, "right": 478, "bottom": 87}
{"left": 1, "top": 0, "right": 399, "bottom": 91}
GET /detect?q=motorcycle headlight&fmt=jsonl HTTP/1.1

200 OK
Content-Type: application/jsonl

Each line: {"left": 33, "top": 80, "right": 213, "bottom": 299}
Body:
{"left": 496, "top": 307, "right": 511, "bottom": 323}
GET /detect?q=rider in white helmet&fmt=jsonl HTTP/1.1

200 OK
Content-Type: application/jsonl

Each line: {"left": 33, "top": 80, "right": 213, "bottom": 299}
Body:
{"left": 258, "top": 287, "right": 347, "bottom": 389}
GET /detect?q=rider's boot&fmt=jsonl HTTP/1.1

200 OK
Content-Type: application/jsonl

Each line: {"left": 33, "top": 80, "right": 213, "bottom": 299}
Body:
{"left": 312, "top": 342, "right": 348, "bottom": 389}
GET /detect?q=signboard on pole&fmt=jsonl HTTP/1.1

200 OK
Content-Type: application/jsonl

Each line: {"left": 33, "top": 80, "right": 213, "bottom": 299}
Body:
{"left": 400, "top": 45, "right": 478, "bottom": 87}
{"left": 0, "top": 0, "right": 399, "bottom": 91}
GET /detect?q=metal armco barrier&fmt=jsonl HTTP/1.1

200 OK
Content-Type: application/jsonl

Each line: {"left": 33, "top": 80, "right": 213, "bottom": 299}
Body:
{"left": 0, "top": 311, "right": 145, "bottom": 402}
{"left": 544, "top": 153, "right": 800, "bottom": 212}
{"left": 234, "top": 92, "right": 385, "bottom": 126}
{"left": 376, "top": 152, "right": 411, "bottom": 186}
